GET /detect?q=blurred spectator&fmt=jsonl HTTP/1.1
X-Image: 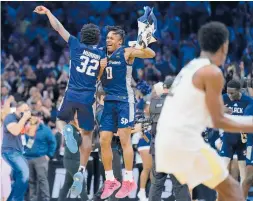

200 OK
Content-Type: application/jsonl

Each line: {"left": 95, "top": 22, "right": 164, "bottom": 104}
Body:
{"left": 24, "top": 111, "right": 56, "bottom": 201}
{"left": 27, "top": 87, "right": 42, "bottom": 105}
{"left": 241, "top": 43, "right": 253, "bottom": 77}
{"left": 13, "top": 84, "right": 26, "bottom": 102}
{"left": 143, "top": 59, "right": 161, "bottom": 84}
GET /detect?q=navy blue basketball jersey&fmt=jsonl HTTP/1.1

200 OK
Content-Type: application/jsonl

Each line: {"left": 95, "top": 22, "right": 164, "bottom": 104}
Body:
{"left": 223, "top": 94, "right": 252, "bottom": 116}
{"left": 65, "top": 35, "right": 105, "bottom": 105}
{"left": 101, "top": 46, "right": 135, "bottom": 103}
{"left": 223, "top": 93, "right": 253, "bottom": 141}
{"left": 244, "top": 104, "right": 253, "bottom": 144}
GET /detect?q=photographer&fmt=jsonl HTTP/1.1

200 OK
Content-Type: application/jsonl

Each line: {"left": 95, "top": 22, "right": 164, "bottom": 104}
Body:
{"left": 148, "top": 77, "right": 191, "bottom": 201}
{"left": 1, "top": 102, "right": 35, "bottom": 201}
{"left": 24, "top": 111, "right": 56, "bottom": 201}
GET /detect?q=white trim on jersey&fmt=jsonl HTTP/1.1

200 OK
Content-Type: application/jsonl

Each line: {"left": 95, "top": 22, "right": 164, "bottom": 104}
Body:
{"left": 129, "top": 102, "right": 135, "bottom": 123}
{"left": 65, "top": 60, "right": 71, "bottom": 92}
{"left": 126, "top": 65, "right": 135, "bottom": 103}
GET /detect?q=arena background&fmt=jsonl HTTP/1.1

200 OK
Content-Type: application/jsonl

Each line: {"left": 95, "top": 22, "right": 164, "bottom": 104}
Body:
{"left": 1, "top": 1, "right": 253, "bottom": 201}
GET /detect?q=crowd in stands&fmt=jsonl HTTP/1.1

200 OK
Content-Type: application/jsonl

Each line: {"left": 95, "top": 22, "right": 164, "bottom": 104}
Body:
{"left": 1, "top": 2, "right": 253, "bottom": 199}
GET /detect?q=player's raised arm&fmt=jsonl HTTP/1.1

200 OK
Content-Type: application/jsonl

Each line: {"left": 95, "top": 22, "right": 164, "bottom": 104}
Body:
{"left": 126, "top": 47, "right": 156, "bottom": 59}
{"left": 202, "top": 65, "right": 253, "bottom": 133}
{"left": 34, "top": 6, "right": 70, "bottom": 42}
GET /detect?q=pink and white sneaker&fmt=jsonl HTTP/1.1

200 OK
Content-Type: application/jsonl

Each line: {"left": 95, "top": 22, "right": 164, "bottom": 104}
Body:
{"left": 101, "top": 179, "right": 121, "bottom": 199}
{"left": 115, "top": 180, "right": 137, "bottom": 198}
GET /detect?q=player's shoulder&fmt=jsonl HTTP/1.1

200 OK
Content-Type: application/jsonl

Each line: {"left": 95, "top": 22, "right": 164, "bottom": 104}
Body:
{"left": 4, "top": 113, "right": 17, "bottom": 125}
{"left": 241, "top": 93, "right": 253, "bottom": 102}
{"left": 68, "top": 35, "right": 81, "bottom": 48}
{"left": 222, "top": 93, "right": 229, "bottom": 100}
{"left": 196, "top": 64, "right": 224, "bottom": 84}
{"left": 244, "top": 103, "right": 253, "bottom": 115}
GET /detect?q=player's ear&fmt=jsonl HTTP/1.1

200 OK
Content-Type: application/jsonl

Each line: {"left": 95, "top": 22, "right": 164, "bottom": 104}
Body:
{"left": 119, "top": 39, "right": 123, "bottom": 45}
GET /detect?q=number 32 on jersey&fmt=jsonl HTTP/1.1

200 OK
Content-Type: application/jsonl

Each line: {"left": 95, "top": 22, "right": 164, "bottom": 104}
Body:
{"left": 76, "top": 55, "right": 99, "bottom": 76}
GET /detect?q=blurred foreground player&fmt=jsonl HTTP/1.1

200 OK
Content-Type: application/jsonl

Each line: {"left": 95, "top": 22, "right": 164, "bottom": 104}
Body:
{"left": 148, "top": 77, "right": 191, "bottom": 201}
{"left": 156, "top": 21, "right": 253, "bottom": 201}
{"left": 34, "top": 6, "right": 105, "bottom": 197}
{"left": 99, "top": 24, "right": 156, "bottom": 199}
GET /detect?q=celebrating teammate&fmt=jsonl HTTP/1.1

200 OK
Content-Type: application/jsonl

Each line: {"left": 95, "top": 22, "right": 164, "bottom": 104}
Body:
{"left": 220, "top": 79, "right": 252, "bottom": 183}
{"left": 99, "top": 26, "right": 155, "bottom": 199}
{"left": 156, "top": 21, "right": 253, "bottom": 201}
{"left": 34, "top": 5, "right": 106, "bottom": 196}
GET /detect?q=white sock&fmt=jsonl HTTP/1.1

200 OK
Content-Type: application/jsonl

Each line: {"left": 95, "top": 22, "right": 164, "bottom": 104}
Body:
{"left": 105, "top": 170, "right": 115, "bottom": 181}
{"left": 79, "top": 165, "right": 86, "bottom": 175}
{"left": 124, "top": 170, "right": 133, "bottom": 181}
{"left": 138, "top": 188, "right": 146, "bottom": 198}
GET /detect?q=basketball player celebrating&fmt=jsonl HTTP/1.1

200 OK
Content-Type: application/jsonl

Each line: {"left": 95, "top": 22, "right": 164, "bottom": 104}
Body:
{"left": 99, "top": 26, "right": 155, "bottom": 199}
{"left": 156, "top": 21, "right": 253, "bottom": 201}
{"left": 220, "top": 79, "right": 252, "bottom": 183}
{"left": 242, "top": 103, "right": 253, "bottom": 199}
{"left": 34, "top": 6, "right": 106, "bottom": 196}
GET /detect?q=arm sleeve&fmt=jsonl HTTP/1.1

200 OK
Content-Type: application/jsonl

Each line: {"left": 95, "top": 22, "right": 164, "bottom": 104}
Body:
{"left": 3, "top": 114, "right": 17, "bottom": 127}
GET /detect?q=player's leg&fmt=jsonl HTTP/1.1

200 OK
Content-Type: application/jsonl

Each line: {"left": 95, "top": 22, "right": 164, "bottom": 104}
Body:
{"left": 236, "top": 142, "right": 246, "bottom": 184}
{"left": 71, "top": 103, "right": 95, "bottom": 196}
{"left": 219, "top": 138, "right": 233, "bottom": 169}
{"left": 100, "top": 101, "right": 121, "bottom": 199}
{"left": 229, "top": 157, "right": 240, "bottom": 181}
{"left": 242, "top": 145, "right": 253, "bottom": 199}
{"left": 242, "top": 165, "right": 253, "bottom": 199}
{"left": 214, "top": 175, "right": 244, "bottom": 201}
{"left": 115, "top": 102, "right": 137, "bottom": 198}
{"left": 137, "top": 133, "right": 152, "bottom": 201}
{"left": 57, "top": 98, "right": 78, "bottom": 153}
{"left": 197, "top": 147, "right": 244, "bottom": 201}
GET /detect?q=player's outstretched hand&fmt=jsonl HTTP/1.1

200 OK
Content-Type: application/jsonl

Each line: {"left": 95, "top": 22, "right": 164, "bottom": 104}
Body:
{"left": 100, "top": 58, "right": 107, "bottom": 70}
{"left": 34, "top": 6, "right": 49, "bottom": 15}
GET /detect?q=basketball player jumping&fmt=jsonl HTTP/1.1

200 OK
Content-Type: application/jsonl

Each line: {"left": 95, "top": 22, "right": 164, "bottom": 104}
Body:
{"left": 156, "top": 21, "right": 253, "bottom": 201}
{"left": 34, "top": 6, "right": 106, "bottom": 197}
{"left": 99, "top": 26, "right": 155, "bottom": 199}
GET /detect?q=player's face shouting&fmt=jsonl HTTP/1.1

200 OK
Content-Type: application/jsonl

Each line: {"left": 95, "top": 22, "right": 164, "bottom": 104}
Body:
{"left": 106, "top": 31, "right": 122, "bottom": 53}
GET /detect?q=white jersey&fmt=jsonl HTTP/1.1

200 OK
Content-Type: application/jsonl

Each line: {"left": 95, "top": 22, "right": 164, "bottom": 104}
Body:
{"left": 157, "top": 58, "right": 212, "bottom": 150}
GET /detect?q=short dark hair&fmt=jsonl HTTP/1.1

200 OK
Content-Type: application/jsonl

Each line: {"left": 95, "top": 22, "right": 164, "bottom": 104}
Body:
{"left": 16, "top": 101, "right": 26, "bottom": 108}
{"left": 106, "top": 26, "right": 125, "bottom": 44}
{"left": 198, "top": 21, "right": 229, "bottom": 54}
{"left": 80, "top": 24, "right": 101, "bottom": 45}
{"left": 227, "top": 79, "right": 241, "bottom": 90}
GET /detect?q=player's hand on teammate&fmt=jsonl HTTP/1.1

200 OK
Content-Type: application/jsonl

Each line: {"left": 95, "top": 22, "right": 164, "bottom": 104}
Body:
{"left": 34, "top": 6, "right": 49, "bottom": 15}
{"left": 100, "top": 58, "right": 107, "bottom": 70}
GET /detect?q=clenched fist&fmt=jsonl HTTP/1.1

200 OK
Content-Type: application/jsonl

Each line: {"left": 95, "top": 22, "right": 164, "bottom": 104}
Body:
{"left": 100, "top": 58, "right": 108, "bottom": 70}
{"left": 34, "top": 6, "right": 49, "bottom": 15}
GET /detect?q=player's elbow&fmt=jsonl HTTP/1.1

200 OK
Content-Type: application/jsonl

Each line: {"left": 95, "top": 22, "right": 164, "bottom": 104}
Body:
{"left": 9, "top": 129, "right": 20, "bottom": 136}
{"left": 147, "top": 49, "right": 156, "bottom": 58}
